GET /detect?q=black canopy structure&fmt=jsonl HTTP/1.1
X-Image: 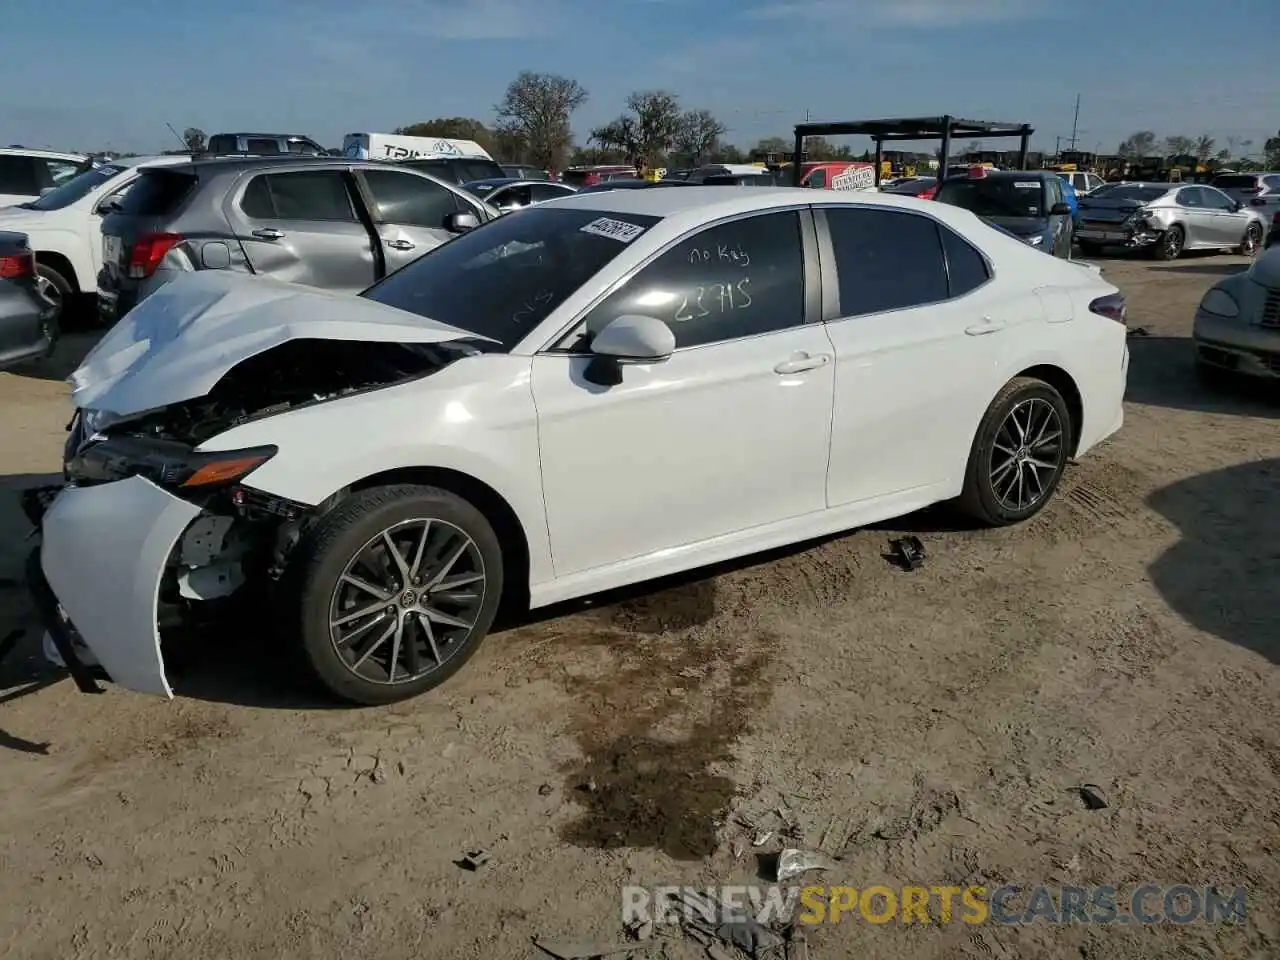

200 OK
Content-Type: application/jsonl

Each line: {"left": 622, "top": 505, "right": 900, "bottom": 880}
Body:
{"left": 790, "top": 116, "right": 1034, "bottom": 186}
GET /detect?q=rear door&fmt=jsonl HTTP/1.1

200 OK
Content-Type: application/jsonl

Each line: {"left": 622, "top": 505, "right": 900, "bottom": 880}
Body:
{"left": 355, "top": 167, "right": 475, "bottom": 273}
{"left": 1174, "top": 187, "right": 1212, "bottom": 245}
{"left": 229, "top": 168, "right": 376, "bottom": 292}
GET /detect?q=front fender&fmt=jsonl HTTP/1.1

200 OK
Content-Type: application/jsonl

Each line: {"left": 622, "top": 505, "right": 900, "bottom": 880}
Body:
{"left": 33, "top": 228, "right": 93, "bottom": 289}
{"left": 196, "top": 356, "right": 554, "bottom": 585}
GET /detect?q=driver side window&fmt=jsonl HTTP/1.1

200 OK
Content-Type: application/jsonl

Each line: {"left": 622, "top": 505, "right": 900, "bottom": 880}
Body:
{"left": 577, "top": 211, "right": 806, "bottom": 350}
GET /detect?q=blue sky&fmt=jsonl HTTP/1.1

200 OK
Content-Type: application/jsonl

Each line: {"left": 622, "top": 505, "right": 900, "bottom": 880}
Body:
{"left": 2, "top": 0, "right": 1275, "bottom": 157}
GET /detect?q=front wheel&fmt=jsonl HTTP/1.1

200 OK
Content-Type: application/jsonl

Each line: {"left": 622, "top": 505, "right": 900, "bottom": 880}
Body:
{"left": 958, "top": 377, "right": 1073, "bottom": 526}
{"left": 1150, "top": 224, "right": 1184, "bottom": 261}
{"left": 287, "top": 484, "right": 504, "bottom": 705}
{"left": 1238, "top": 222, "right": 1262, "bottom": 257}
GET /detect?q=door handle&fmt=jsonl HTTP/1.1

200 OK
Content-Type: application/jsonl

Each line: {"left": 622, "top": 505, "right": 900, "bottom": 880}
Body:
{"left": 251, "top": 228, "right": 284, "bottom": 241}
{"left": 385, "top": 239, "right": 415, "bottom": 251}
{"left": 773, "top": 352, "right": 831, "bottom": 374}
{"left": 965, "top": 317, "right": 1006, "bottom": 336}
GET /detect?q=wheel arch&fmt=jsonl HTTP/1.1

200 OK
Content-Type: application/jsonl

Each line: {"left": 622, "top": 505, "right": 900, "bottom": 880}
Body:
{"left": 346, "top": 466, "right": 531, "bottom": 618}
{"left": 34, "top": 250, "right": 80, "bottom": 291}
{"left": 1013, "top": 363, "right": 1083, "bottom": 455}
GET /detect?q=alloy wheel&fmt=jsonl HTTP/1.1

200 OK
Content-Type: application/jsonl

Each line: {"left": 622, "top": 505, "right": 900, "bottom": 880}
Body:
{"left": 989, "top": 398, "right": 1065, "bottom": 513}
{"left": 1242, "top": 224, "right": 1261, "bottom": 257}
{"left": 327, "top": 518, "right": 486, "bottom": 685}
{"left": 1163, "top": 228, "right": 1184, "bottom": 259}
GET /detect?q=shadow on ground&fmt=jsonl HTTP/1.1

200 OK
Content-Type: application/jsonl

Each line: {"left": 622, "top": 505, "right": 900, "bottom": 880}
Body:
{"left": 1124, "top": 335, "right": 1279, "bottom": 417}
{"left": 1148, "top": 457, "right": 1279, "bottom": 664}
{"left": 5, "top": 330, "right": 102, "bottom": 383}
{"left": 1147, "top": 262, "right": 1252, "bottom": 278}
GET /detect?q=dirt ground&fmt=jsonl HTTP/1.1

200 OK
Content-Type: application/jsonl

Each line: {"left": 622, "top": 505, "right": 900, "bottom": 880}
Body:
{"left": 0, "top": 255, "right": 1277, "bottom": 960}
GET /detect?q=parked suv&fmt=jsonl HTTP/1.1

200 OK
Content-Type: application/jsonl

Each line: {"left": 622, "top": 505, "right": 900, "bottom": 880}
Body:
{"left": 398, "top": 155, "right": 506, "bottom": 185}
{"left": 1208, "top": 172, "right": 1280, "bottom": 217}
{"left": 206, "top": 133, "right": 327, "bottom": 156}
{"left": 934, "top": 169, "right": 1075, "bottom": 258}
{"left": 0, "top": 148, "right": 86, "bottom": 207}
{"left": 96, "top": 156, "right": 497, "bottom": 323}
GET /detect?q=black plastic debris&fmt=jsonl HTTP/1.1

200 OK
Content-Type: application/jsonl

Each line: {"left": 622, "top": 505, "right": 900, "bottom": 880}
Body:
{"left": 886, "top": 536, "right": 926, "bottom": 571}
{"left": 1127, "top": 326, "right": 1149, "bottom": 337}
{"left": 1077, "top": 784, "right": 1109, "bottom": 810}
{"left": 455, "top": 850, "right": 491, "bottom": 871}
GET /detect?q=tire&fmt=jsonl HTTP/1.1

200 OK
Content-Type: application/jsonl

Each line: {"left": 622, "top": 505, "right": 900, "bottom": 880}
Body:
{"left": 1077, "top": 240, "right": 1102, "bottom": 257}
{"left": 1150, "top": 224, "right": 1184, "bottom": 261}
{"left": 35, "top": 263, "right": 71, "bottom": 335}
{"left": 1238, "top": 222, "right": 1263, "bottom": 257}
{"left": 285, "top": 484, "right": 504, "bottom": 705}
{"left": 958, "top": 377, "right": 1073, "bottom": 527}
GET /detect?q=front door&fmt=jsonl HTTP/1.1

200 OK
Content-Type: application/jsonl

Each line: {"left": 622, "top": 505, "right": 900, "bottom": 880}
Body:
{"left": 1198, "top": 185, "right": 1249, "bottom": 245}
{"left": 816, "top": 205, "right": 1021, "bottom": 506}
{"left": 231, "top": 169, "right": 376, "bottom": 293}
{"left": 356, "top": 168, "right": 469, "bottom": 274}
{"left": 531, "top": 208, "right": 834, "bottom": 577}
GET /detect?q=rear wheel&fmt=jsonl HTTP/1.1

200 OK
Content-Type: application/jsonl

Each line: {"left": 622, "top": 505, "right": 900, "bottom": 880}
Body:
{"left": 1077, "top": 240, "right": 1103, "bottom": 257}
{"left": 1151, "top": 224, "right": 1184, "bottom": 260}
{"left": 34, "top": 264, "right": 70, "bottom": 348}
{"left": 287, "top": 485, "right": 504, "bottom": 705}
{"left": 958, "top": 377, "right": 1073, "bottom": 526}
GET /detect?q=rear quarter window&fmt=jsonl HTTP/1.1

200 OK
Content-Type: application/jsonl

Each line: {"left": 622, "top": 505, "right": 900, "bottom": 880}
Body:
{"left": 116, "top": 169, "right": 197, "bottom": 216}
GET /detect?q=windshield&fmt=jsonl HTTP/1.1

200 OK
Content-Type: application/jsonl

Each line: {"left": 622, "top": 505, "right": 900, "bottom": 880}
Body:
{"left": 26, "top": 163, "right": 126, "bottom": 211}
{"left": 934, "top": 177, "right": 1046, "bottom": 218}
{"left": 1085, "top": 184, "right": 1169, "bottom": 203}
{"left": 362, "top": 206, "right": 661, "bottom": 350}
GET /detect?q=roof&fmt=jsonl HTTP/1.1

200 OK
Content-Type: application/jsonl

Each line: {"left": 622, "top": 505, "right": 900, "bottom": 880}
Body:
{"left": 794, "top": 116, "right": 1032, "bottom": 140}
{"left": 0, "top": 147, "right": 86, "bottom": 161}
{"left": 116, "top": 154, "right": 191, "bottom": 169}
{"left": 551, "top": 184, "right": 988, "bottom": 235}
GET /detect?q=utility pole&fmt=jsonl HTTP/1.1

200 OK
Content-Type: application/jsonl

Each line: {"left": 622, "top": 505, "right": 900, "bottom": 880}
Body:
{"left": 1069, "top": 94, "right": 1081, "bottom": 150}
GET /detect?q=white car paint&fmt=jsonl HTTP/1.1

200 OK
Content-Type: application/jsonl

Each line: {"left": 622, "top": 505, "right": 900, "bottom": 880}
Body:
{"left": 0, "top": 155, "right": 186, "bottom": 296}
{"left": 41, "top": 187, "right": 1127, "bottom": 698}
{"left": 72, "top": 269, "right": 491, "bottom": 416}
{"left": 0, "top": 148, "right": 86, "bottom": 207}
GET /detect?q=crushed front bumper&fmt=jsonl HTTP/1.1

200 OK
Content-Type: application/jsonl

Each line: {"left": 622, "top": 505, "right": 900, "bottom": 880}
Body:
{"left": 23, "top": 476, "right": 202, "bottom": 697}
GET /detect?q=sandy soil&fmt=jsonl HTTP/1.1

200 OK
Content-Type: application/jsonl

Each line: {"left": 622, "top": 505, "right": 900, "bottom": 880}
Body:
{"left": 0, "top": 256, "right": 1277, "bottom": 960}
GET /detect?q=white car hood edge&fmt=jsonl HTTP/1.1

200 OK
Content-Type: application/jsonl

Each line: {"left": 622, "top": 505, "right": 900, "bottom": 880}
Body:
{"left": 71, "top": 271, "right": 492, "bottom": 416}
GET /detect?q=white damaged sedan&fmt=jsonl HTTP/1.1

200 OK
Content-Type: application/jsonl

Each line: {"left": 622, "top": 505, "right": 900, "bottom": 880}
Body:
{"left": 25, "top": 187, "right": 1129, "bottom": 704}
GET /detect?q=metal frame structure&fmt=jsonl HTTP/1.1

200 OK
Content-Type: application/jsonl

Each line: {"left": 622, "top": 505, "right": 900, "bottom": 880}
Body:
{"left": 790, "top": 116, "right": 1034, "bottom": 186}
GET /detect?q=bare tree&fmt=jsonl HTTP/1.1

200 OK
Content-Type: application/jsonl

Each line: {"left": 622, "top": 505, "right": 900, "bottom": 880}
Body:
{"left": 672, "top": 109, "right": 726, "bottom": 166}
{"left": 182, "top": 127, "right": 206, "bottom": 152}
{"left": 1117, "top": 130, "right": 1157, "bottom": 159}
{"left": 494, "top": 71, "right": 588, "bottom": 172}
{"left": 591, "top": 91, "right": 683, "bottom": 167}
{"left": 1193, "top": 135, "right": 1215, "bottom": 162}
{"left": 1162, "top": 135, "right": 1194, "bottom": 157}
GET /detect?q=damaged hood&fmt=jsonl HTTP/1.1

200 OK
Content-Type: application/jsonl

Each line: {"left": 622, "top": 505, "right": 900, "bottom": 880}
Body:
{"left": 71, "top": 271, "right": 492, "bottom": 416}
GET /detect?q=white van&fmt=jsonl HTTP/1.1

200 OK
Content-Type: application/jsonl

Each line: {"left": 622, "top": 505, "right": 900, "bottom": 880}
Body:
{"left": 342, "top": 133, "right": 495, "bottom": 162}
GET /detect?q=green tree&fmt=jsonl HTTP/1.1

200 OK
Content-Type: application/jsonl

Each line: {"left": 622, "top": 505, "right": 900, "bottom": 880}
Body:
{"left": 671, "top": 109, "right": 726, "bottom": 166}
{"left": 494, "top": 71, "right": 588, "bottom": 172}
{"left": 1163, "top": 134, "right": 1194, "bottom": 157}
{"left": 1194, "top": 134, "right": 1215, "bottom": 162}
{"left": 394, "top": 118, "right": 493, "bottom": 151}
{"left": 1265, "top": 130, "right": 1280, "bottom": 167}
{"left": 1117, "top": 130, "right": 1157, "bottom": 159}
{"left": 591, "top": 91, "right": 684, "bottom": 167}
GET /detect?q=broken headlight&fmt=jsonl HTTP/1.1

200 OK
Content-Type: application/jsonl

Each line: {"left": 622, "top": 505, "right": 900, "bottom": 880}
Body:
{"left": 65, "top": 435, "right": 277, "bottom": 493}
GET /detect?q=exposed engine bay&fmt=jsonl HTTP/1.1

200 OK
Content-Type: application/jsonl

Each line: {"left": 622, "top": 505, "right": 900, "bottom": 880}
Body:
{"left": 102, "top": 337, "right": 480, "bottom": 446}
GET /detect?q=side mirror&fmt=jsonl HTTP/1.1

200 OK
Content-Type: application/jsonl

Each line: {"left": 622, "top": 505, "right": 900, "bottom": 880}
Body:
{"left": 1049, "top": 202, "right": 1071, "bottom": 216}
{"left": 583, "top": 315, "right": 675, "bottom": 386}
{"left": 445, "top": 211, "right": 480, "bottom": 233}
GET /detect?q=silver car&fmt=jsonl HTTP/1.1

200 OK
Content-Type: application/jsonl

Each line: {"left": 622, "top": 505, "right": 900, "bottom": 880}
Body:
{"left": 1075, "top": 182, "right": 1266, "bottom": 260}
{"left": 0, "top": 231, "right": 57, "bottom": 369}
{"left": 462, "top": 178, "right": 576, "bottom": 213}
{"left": 1192, "top": 246, "right": 1280, "bottom": 382}
{"left": 96, "top": 156, "right": 498, "bottom": 323}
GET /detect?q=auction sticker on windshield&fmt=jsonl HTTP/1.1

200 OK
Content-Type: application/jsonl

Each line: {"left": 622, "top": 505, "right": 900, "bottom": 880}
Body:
{"left": 580, "top": 218, "right": 646, "bottom": 243}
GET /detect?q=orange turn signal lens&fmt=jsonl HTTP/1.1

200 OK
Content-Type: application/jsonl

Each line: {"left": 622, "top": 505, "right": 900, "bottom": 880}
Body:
{"left": 181, "top": 455, "right": 272, "bottom": 488}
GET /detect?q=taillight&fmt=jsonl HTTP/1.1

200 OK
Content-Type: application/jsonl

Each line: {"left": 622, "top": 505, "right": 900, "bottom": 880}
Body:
{"left": 1272, "top": 212, "right": 1280, "bottom": 225}
{"left": 1089, "top": 292, "right": 1126, "bottom": 325}
{"left": 128, "top": 233, "right": 183, "bottom": 279}
{"left": 0, "top": 251, "right": 36, "bottom": 279}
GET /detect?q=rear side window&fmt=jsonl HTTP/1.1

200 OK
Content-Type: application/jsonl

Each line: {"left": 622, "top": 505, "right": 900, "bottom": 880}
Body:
{"left": 240, "top": 171, "right": 356, "bottom": 221}
{"left": 245, "top": 138, "right": 281, "bottom": 155}
{"left": 824, "top": 207, "right": 948, "bottom": 316}
{"left": 940, "top": 227, "right": 989, "bottom": 297}
{"left": 116, "top": 169, "right": 197, "bottom": 216}
{"left": 0, "top": 155, "right": 40, "bottom": 195}
{"left": 455, "top": 160, "right": 504, "bottom": 182}
{"left": 361, "top": 169, "right": 462, "bottom": 227}
{"left": 530, "top": 183, "right": 571, "bottom": 202}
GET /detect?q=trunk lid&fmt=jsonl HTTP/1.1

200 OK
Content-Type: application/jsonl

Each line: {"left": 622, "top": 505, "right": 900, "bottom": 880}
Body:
{"left": 1077, "top": 197, "right": 1143, "bottom": 225}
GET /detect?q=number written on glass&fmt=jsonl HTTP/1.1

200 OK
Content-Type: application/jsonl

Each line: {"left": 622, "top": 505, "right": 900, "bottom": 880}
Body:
{"left": 674, "top": 278, "right": 752, "bottom": 322}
